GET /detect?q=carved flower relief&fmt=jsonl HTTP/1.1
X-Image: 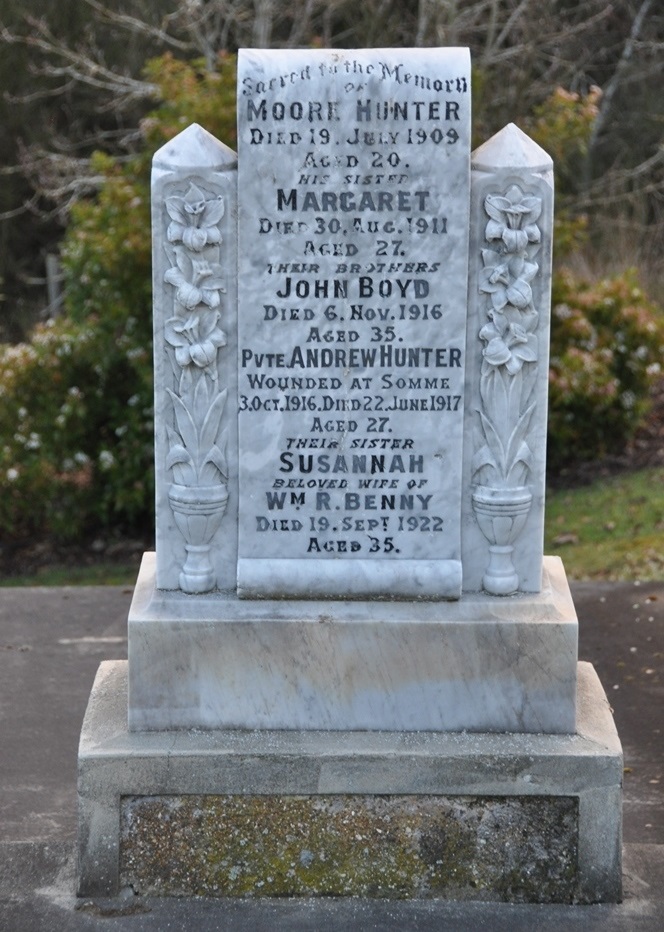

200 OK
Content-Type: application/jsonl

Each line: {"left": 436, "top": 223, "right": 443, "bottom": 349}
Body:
{"left": 479, "top": 311, "right": 538, "bottom": 375}
{"left": 479, "top": 249, "right": 538, "bottom": 312}
{"left": 484, "top": 185, "right": 541, "bottom": 253}
{"left": 166, "top": 183, "right": 224, "bottom": 252}
{"left": 166, "top": 382, "right": 229, "bottom": 487}
{"left": 165, "top": 311, "right": 227, "bottom": 377}
{"left": 164, "top": 246, "right": 226, "bottom": 310}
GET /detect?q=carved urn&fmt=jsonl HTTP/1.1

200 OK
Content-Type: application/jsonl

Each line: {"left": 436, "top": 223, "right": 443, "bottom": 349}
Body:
{"left": 168, "top": 483, "right": 229, "bottom": 593}
{"left": 471, "top": 485, "right": 533, "bottom": 595}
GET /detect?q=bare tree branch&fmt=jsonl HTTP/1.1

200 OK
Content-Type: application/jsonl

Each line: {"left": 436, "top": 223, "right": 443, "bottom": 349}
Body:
{"left": 252, "top": 0, "right": 274, "bottom": 47}
{"left": 4, "top": 77, "right": 78, "bottom": 105}
{"left": 482, "top": 0, "right": 532, "bottom": 65}
{"left": 576, "top": 147, "right": 664, "bottom": 210}
{"left": 1, "top": 0, "right": 662, "bottom": 282}
{"left": 0, "top": 194, "right": 40, "bottom": 222}
{"left": 287, "top": 0, "right": 317, "bottom": 48}
{"left": 0, "top": 16, "right": 159, "bottom": 103}
{"left": 589, "top": 0, "right": 656, "bottom": 153}
{"left": 81, "top": 0, "right": 194, "bottom": 53}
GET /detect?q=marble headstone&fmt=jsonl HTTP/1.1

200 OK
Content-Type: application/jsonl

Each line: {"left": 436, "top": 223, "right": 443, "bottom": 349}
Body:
{"left": 135, "top": 49, "right": 567, "bottom": 732}
{"left": 236, "top": 49, "right": 471, "bottom": 599}
{"left": 80, "top": 50, "right": 622, "bottom": 907}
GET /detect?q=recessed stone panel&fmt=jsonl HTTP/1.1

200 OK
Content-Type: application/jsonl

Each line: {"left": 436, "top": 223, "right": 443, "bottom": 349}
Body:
{"left": 237, "top": 49, "right": 471, "bottom": 599}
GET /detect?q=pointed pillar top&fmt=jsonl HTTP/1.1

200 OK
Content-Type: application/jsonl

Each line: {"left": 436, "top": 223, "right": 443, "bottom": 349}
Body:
{"left": 472, "top": 123, "right": 552, "bottom": 174}
{"left": 153, "top": 123, "right": 237, "bottom": 173}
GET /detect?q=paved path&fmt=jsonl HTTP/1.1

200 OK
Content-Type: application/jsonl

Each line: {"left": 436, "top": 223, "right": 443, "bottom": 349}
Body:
{"left": 0, "top": 580, "right": 662, "bottom": 929}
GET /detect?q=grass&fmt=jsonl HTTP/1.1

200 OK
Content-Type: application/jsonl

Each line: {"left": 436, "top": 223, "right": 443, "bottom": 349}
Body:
{"left": 0, "top": 562, "right": 140, "bottom": 587}
{"left": 0, "top": 468, "right": 662, "bottom": 586}
{"left": 545, "top": 466, "right": 664, "bottom": 581}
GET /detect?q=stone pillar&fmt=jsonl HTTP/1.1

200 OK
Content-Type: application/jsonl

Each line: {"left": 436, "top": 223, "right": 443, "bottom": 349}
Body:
{"left": 151, "top": 124, "right": 238, "bottom": 593}
{"left": 462, "top": 124, "right": 554, "bottom": 594}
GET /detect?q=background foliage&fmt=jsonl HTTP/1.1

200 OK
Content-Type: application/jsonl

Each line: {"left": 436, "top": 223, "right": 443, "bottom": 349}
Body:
{"left": 548, "top": 270, "right": 662, "bottom": 468}
{"left": 0, "top": 1, "right": 662, "bottom": 546}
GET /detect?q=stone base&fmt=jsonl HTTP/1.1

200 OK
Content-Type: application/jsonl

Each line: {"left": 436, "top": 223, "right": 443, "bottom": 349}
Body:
{"left": 128, "top": 553, "right": 577, "bottom": 733}
{"left": 78, "top": 661, "right": 622, "bottom": 903}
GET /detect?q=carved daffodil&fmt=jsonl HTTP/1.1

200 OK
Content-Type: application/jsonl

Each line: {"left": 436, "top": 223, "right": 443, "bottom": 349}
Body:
{"left": 166, "top": 183, "right": 224, "bottom": 252}
{"left": 479, "top": 310, "right": 538, "bottom": 374}
{"left": 484, "top": 185, "right": 541, "bottom": 253}
{"left": 165, "top": 311, "right": 227, "bottom": 376}
{"left": 164, "top": 246, "right": 226, "bottom": 310}
{"left": 479, "top": 249, "right": 538, "bottom": 311}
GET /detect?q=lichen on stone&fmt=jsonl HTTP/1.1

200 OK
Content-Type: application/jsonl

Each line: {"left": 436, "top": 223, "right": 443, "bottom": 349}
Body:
{"left": 120, "top": 793, "right": 579, "bottom": 902}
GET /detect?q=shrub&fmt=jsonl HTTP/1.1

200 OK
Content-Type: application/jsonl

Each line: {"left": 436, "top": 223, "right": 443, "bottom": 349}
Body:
{"left": 528, "top": 86, "right": 600, "bottom": 196}
{"left": 548, "top": 269, "right": 664, "bottom": 469}
{"left": 526, "top": 86, "right": 601, "bottom": 261}
{"left": 529, "top": 88, "right": 664, "bottom": 472}
{"left": 140, "top": 53, "right": 237, "bottom": 157}
{"left": 0, "top": 149, "right": 155, "bottom": 542}
{"left": 0, "top": 54, "right": 237, "bottom": 545}
{"left": 0, "top": 311, "right": 153, "bottom": 542}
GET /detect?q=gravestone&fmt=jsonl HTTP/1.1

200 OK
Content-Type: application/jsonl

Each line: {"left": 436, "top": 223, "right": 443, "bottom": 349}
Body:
{"left": 78, "top": 47, "right": 623, "bottom": 905}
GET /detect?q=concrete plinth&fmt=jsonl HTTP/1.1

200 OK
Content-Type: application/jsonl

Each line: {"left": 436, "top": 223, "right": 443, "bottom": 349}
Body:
{"left": 128, "top": 554, "right": 578, "bottom": 733}
{"left": 78, "top": 661, "right": 622, "bottom": 903}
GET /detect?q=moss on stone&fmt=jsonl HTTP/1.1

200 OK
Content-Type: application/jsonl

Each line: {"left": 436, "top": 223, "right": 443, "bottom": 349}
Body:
{"left": 120, "top": 793, "right": 579, "bottom": 902}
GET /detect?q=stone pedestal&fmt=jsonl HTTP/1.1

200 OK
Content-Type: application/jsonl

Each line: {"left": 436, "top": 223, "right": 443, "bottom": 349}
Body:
{"left": 78, "top": 659, "right": 622, "bottom": 902}
{"left": 128, "top": 553, "right": 578, "bottom": 733}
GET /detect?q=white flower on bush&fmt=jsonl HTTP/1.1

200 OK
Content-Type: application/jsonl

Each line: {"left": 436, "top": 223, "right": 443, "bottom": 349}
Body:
{"left": 74, "top": 451, "right": 90, "bottom": 465}
{"left": 99, "top": 450, "right": 115, "bottom": 470}
{"left": 6, "top": 468, "right": 19, "bottom": 481}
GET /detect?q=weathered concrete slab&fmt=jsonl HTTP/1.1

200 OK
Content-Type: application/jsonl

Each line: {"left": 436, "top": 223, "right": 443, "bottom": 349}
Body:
{"left": 121, "top": 793, "right": 578, "bottom": 900}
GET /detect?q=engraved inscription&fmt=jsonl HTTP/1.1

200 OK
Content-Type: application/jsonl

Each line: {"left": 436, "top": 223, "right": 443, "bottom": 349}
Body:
{"left": 237, "top": 49, "right": 471, "bottom": 581}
